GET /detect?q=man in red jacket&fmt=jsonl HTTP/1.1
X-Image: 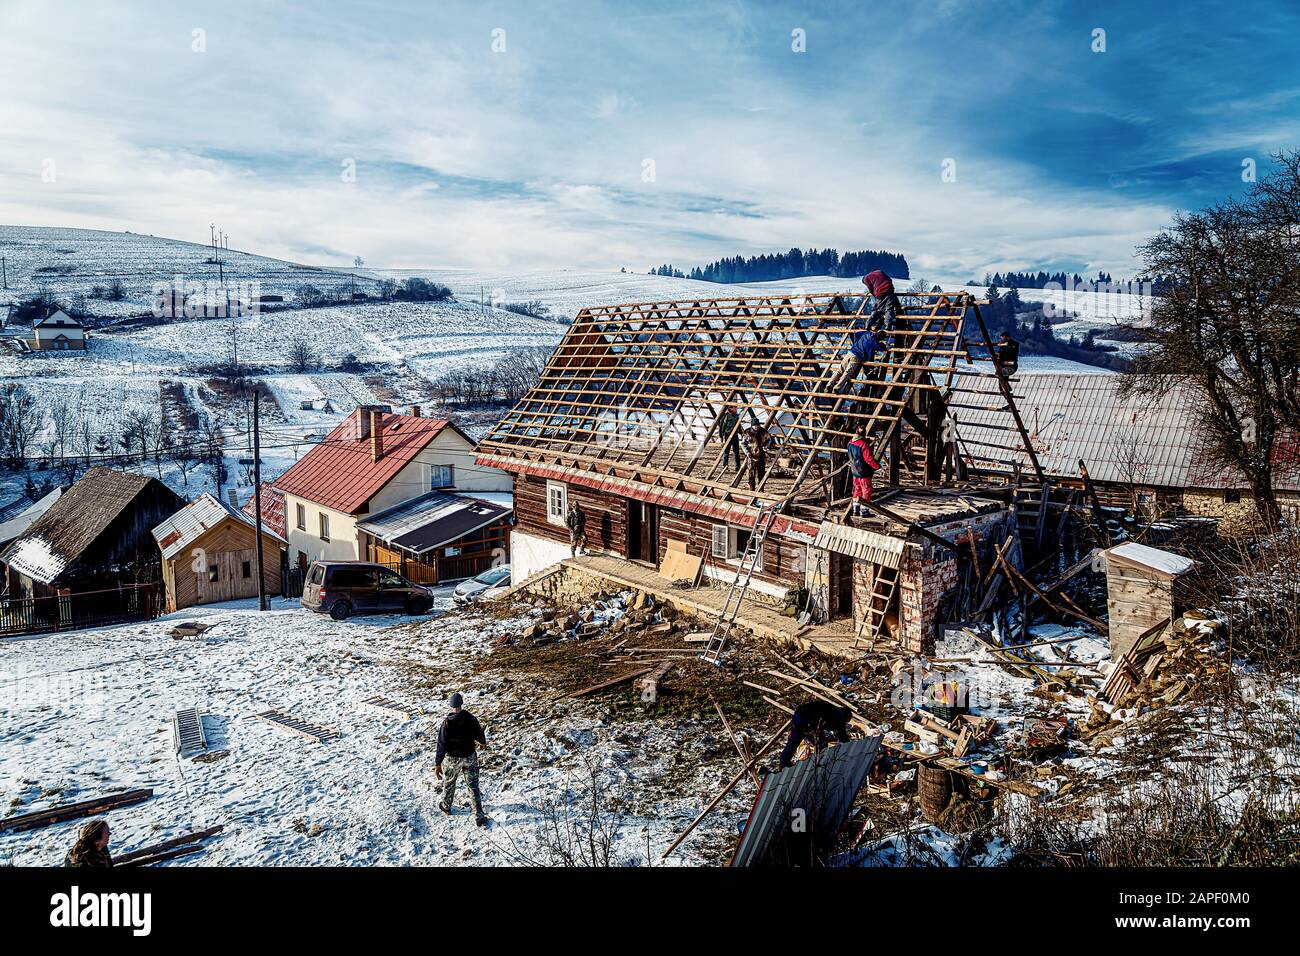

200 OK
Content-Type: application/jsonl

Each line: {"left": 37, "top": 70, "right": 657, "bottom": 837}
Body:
{"left": 846, "top": 422, "right": 881, "bottom": 519}
{"left": 862, "top": 270, "right": 902, "bottom": 331}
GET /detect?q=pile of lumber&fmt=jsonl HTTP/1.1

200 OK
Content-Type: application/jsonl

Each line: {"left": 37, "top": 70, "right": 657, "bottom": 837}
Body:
{"left": 1101, "top": 617, "right": 1218, "bottom": 709}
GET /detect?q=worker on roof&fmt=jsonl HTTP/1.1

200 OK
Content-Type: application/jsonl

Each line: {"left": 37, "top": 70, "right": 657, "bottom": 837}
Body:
{"left": 566, "top": 501, "right": 587, "bottom": 556}
{"left": 745, "top": 424, "right": 769, "bottom": 492}
{"left": 847, "top": 422, "right": 880, "bottom": 518}
{"left": 717, "top": 405, "right": 742, "bottom": 473}
{"left": 996, "top": 330, "right": 1020, "bottom": 376}
{"left": 778, "top": 700, "right": 854, "bottom": 769}
{"left": 828, "top": 324, "right": 880, "bottom": 394}
{"left": 862, "top": 270, "right": 902, "bottom": 331}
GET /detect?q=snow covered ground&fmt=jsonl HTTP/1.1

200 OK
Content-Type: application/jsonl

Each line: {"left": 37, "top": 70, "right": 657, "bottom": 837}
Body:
{"left": 0, "top": 595, "right": 737, "bottom": 867}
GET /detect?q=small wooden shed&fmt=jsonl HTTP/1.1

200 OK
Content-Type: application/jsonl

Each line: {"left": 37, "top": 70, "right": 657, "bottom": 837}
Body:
{"left": 1103, "top": 541, "right": 1196, "bottom": 658}
{"left": 153, "top": 494, "right": 287, "bottom": 612}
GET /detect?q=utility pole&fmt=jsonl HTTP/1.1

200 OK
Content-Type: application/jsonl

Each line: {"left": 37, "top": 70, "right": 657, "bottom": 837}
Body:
{"left": 252, "top": 388, "right": 267, "bottom": 611}
{"left": 1, "top": 256, "right": 7, "bottom": 289}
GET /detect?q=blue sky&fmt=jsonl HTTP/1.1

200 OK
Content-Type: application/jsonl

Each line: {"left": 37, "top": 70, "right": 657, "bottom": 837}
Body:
{"left": 2, "top": 0, "right": 1297, "bottom": 279}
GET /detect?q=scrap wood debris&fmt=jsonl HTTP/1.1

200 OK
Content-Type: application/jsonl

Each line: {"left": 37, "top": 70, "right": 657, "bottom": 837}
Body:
{"left": 0, "top": 788, "right": 154, "bottom": 834}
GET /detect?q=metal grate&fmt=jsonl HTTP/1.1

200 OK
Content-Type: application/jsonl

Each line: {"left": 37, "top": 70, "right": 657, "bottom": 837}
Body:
{"left": 172, "top": 708, "right": 208, "bottom": 755}
{"left": 254, "top": 708, "right": 340, "bottom": 743}
{"left": 360, "top": 695, "right": 422, "bottom": 721}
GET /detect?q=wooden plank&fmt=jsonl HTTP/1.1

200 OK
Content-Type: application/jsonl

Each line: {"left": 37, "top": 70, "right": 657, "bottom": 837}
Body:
{"left": 114, "top": 825, "right": 224, "bottom": 866}
{"left": 567, "top": 667, "right": 653, "bottom": 698}
{"left": 0, "top": 789, "right": 154, "bottom": 834}
{"left": 254, "top": 709, "right": 340, "bottom": 743}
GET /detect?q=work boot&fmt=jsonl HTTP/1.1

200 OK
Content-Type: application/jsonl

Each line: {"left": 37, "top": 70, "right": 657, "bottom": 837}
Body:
{"left": 476, "top": 813, "right": 489, "bottom": 827}
{"left": 438, "top": 801, "right": 451, "bottom": 815}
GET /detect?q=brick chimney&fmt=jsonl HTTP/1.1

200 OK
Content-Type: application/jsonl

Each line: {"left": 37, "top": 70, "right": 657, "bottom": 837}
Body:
{"left": 409, "top": 405, "right": 421, "bottom": 418}
{"left": 370, "top": 409, "right": 384, "bottom": 461}
{"left": 357, "top": 406, "right": 373, "bottom": 441}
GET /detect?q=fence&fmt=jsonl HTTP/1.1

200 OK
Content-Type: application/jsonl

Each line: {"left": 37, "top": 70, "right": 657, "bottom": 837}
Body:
{"left": 282, "top": 566, "right": 307, "bottom": 600}
{"left": 0, "top": 584, "right": 161, "bottom": 638}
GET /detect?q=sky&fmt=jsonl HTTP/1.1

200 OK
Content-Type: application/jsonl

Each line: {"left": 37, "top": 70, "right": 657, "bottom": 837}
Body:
{"left": 1, "top": 0, "right": 1298, "bottom": 280}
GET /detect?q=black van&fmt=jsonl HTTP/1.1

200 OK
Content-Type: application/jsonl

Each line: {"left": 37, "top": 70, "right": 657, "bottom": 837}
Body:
{"left": 301, "top": 561, "right": 433, "bottom": 620}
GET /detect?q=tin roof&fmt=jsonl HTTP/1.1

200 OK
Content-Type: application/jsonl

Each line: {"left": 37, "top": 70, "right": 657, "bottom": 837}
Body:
{"left": 0, "top": 486, "right": 66, "bottom": 547}
{"left": 273, "top": 409, "right": 452, "bottom": 514}
{"left": 356, "top": 491, "right": 511, "bottom": 556}
{"left": 957, "top": 373, "right": 1300, "bottom": 492}
{"left": 152, "top": 493, "right": 287, "bottom": 560}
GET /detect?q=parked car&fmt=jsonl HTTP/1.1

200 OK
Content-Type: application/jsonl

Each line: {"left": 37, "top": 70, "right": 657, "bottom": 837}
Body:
{"left": 452, "top": 565, "right": 512, "bottom": 606}
{"left": 302, "top": 561, "right": 433, "bottom": 620}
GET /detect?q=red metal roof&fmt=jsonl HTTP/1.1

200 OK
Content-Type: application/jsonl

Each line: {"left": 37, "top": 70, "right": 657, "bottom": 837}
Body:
{"left": 274, "top": 410, "right": 451, "bottom": 514}
{"left": 241, "top": 482, "right": 286, "bottom": 539}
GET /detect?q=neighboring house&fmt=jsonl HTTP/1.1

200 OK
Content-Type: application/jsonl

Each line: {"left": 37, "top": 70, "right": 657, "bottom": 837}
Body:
{"left": 0, "top": 468, "right": 186, "bottom": 630}
{"left": 960, "top": 373, "right": 1300, "bottom": 520}
{"left": 0, "top": 486, "right": 66, "bottom": 552}
{"left": 30, "top": 307, "right": 87, "bottom": 351}
{"left": 153, "top": 493, "right": 287, "bottom": 612}
{"left": 357, "top": 490, "right": 512, "bottom": 584}
{"left": 273, "top": 406, "right": 512, "bottom": 571}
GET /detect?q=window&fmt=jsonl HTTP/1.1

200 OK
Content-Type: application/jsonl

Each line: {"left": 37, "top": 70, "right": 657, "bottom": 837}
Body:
{"left": 713, "top": 524, "right": 762, "bottom": 571}
{"left": 319, "top": 512, "right": 330, "bottom": 542}
{"left": 378, "top": 571, "right": 404, "bottom": 587}
{"left": 430, "top": 464, "right": 454, "bottom": 489}
{"left": 546, "top": 481, "right": 567, "bottom": 526}
{"left": 296, "top": 503, "right": 306, "bottom": 531}
{"left": 1224, "top": 490, "right": 1241, "bottom": 504}
{"left": 208, "top": 563, "right": 219, "bottom": 583}
{"left": 242, "top": 560, "right": 252, "bottom": 579}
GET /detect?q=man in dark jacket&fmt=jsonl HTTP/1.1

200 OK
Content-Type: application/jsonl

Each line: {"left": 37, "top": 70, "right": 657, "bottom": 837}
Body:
{"left": 862, "top": 270, "right": 902, "bottom": 331}
{"left": 436, "top": 692, "right": 489, "bottom": 825}
{"left": 778, "top": 700, "right": 853, "bottom": 769}
{"left": 996, "top": 330, "right": 1020, "bottom": 376}
{"left": 717, "top": 405, "right": 741, "bottom": 472}
{"left": 565, "top": 501, "right": 587, "bottom": 557}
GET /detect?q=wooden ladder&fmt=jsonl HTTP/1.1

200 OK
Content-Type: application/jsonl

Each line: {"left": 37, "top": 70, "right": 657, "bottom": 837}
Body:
{"left": 701, "top": 504, "right": 778, "bottom": 664}
{"left": 852, "top": 562, "right": 900, "bottom": 649}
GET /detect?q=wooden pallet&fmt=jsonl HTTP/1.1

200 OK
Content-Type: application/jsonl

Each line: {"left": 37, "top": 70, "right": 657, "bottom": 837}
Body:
{"left": 359, "top": 695, "right": 422, "bottom": 721}
{"left": 254, "top": 709, "right": 340, "bottom": 743}
{"left": 173, "top": 708, "right": 208, "bottom": 755}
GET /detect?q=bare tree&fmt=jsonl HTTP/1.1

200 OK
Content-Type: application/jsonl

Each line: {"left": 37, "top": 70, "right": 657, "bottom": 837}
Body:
{"left": 0, "top": 384, "right": 44, "bottom": 467}
{"left": 287, "top": 338, "right": 318, "bottom": 373}
{"left": 1124, "top": 150, "right": 1300, "bottom": 528}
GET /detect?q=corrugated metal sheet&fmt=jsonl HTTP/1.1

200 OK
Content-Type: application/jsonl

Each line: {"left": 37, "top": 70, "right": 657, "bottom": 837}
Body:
{"left": 0, "top": 486, "right": 65, "bottom": 546}
{"left": 274, "top": 410, "right": 451, "bottom": 514}
{"left": 152, "top": 493, "right": 287, "bottom": 560}
{"left": 957, "top": 372, "right": 1300, "bottom": 492}
{"left": 812, "top": 522, "right": 907, "bottom": 567}
{"left": 731, "top": 736, "right": 881, "bottom": 867}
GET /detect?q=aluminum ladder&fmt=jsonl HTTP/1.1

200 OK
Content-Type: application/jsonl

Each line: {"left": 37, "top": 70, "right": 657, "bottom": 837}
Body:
{"left": 701, "top": 504, "right": 779, "bottom": 664}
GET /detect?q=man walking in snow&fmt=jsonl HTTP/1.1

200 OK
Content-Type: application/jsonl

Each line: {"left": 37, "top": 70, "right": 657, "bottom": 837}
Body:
{"left": 436, "top": 692, "right": 489, "bottom": 826}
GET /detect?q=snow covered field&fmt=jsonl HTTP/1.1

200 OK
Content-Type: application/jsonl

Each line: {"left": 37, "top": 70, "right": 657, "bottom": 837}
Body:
{"left": 0, "top": 596, "right": 736, "bottom": 867}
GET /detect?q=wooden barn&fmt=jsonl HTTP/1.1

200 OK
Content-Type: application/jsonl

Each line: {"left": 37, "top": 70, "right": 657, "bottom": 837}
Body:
{"left": 0, "top": 467, "right": 186, "bottom": 632}
{"left": 153, "top": 494, "right": 288, "bottom": 612}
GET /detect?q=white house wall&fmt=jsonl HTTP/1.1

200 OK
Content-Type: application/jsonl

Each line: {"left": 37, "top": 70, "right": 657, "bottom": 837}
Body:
{"left": 510, "top": 528, "right": 572, "bottom": 582}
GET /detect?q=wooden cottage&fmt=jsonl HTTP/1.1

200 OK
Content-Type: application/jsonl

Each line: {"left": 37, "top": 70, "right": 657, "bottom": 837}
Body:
{"left": 0, "top": 467, "right": 186, "bottom": 631}
{"left": 1102, "top": 541, "right": 1196, "bottom": 658}
{"left": 153, "top": 494, "right": 287, "bottom": 612}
